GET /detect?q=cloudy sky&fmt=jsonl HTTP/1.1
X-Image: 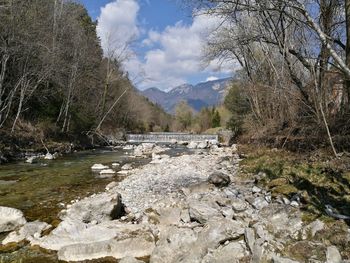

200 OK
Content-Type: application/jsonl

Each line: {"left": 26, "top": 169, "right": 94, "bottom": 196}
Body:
{"left": 81, "top": 0, "right": 235, "bottom": 91}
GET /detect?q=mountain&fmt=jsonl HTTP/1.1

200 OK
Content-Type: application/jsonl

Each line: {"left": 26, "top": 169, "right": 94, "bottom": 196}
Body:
{"left": 141, "top": 78, "right": 232, "bottom": 113}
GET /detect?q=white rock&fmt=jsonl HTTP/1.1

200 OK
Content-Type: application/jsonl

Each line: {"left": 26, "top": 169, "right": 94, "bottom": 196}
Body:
{"left": 252, "top": 197, "right": 269, "bottom": 210}
{"left": 105, "top": 182, "right": 118, "bottom": 191}
{"left": 2, "top": 221, "right": 51, "bottom": 244}
{"left": 121, "top": 164, "right": 133, "bottom": 170}
{"left": 197, "top": 141, "right": 208, "bottom": 149}
{"left": 57, "top": 230, "right": 155, "bottom": 262}
{"left": 44, "top": 153, "right": 55, "bottom": 160}
{"left": 252, "top": 186, "right": 262, "bottom": 193}
{"left": 91, "top": 164, "right": 109, "bottom": 171}
{"left": 99, "top": 169, "right": 116, "bottom": 175}
{"left": 290, "top": 201, "right": 299, "bottom": 207}
{"left": 326, "top": 246, "right": 342, "bottom": 263}
{"left": 123, "top": 145, "right": 134, "bottom": 150}
{"left": 0, "top": 206, "right": 27, "bottom": 233}
{"left": 187, "top": 141, "right": 198, "bottom": 149}
{"left": 25, "top": 156, "right": 37, "bottom": 164}
{"left": 112, "top": 163, "right": 120, "bottom": 167}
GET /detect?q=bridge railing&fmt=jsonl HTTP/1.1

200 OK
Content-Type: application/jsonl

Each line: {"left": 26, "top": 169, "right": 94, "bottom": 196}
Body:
{"left": 126, "top": 133, "right": 218, "bottom": 143}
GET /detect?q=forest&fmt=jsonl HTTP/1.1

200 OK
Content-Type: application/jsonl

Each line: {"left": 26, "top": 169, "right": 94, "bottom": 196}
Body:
{"left": 185, "top": 0, "right": 350, "bottom": 156}
{"left": 2, "top": 0, "right": 350, "bottom": 157}
{"left": 0, "top": 0, "right": 170, "bottom": 158}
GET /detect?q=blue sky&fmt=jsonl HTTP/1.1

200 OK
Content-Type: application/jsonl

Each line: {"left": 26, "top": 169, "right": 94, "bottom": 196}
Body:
{"left": 80, "top": 0, "right": 234, "bottom": 91}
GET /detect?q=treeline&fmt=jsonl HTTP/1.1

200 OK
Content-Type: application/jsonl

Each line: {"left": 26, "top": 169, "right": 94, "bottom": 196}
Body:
{"left": 172, "top": 100, "right": 231, "bottom": 133}
{"left": 0, "top": 0, "right": 170, "bottom": 146}
{"left": 187, "top": 0, "right": 350, "bottom": 154}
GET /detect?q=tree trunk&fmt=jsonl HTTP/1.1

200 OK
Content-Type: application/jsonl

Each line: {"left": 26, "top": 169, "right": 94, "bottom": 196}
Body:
{"left": 345, "top": 0, "right": 350, "bottom": 107}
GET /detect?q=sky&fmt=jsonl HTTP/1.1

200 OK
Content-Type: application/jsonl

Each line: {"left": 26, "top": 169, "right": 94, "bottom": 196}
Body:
{"left": 80, "top": 0, "right": 235, "bottom": 91}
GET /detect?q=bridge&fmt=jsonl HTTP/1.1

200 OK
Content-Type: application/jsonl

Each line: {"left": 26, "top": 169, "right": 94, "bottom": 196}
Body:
{"left": 126, "top": 132, "right": 218, "bottom": 143}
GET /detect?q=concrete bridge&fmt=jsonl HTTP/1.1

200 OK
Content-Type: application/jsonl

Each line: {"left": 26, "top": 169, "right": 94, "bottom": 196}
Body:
{"left": 126, "top": 132, "right": 218, "bottom": 143}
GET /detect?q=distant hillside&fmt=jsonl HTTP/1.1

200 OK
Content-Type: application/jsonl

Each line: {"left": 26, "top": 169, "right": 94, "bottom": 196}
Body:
{"left": 141, "top": 78, "right": 232, "bottom": 113}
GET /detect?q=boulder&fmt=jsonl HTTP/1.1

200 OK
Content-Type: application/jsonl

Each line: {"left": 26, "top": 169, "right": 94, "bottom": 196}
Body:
{"left": 57, "top": 230, "right": 155, "bottom": 262}
{"left": 0, "top": 206, "right": 26, "bottom": 233}
{"left": 25, "top": 156, "right": 37, "bottom": 164}
{"left": 59, "top": 193, "right": 123, "bottom": 223}
{"left": 231, "top": 198, "right": 248, "bottom": 213}
{"left": 197, "top": 141, "right": 208, "bottom": 149}
{"left": 251, "top": 197, "right": 269, "bottom": 210}
{"left": 187, "top": 141, "right": 198, "bottom": 149}
{"left": 188, "top": 200, "right": 222, "bottom": 224}
{"left": 121, "top": 163, "right": 133, "bottom": 170}
{"left": 2, "top": 221, "right": 51, "bottom": 244}
{"left": 202, "top": 241, "right": 248, "bottom": 263}
{"left": 208, "top": 172, "right": 231, "bottom": 187}
{"left": 44, "top": 152, "right": 56, "bottom": 160}
{"left": 123, "top": 145, "right": 134, "bottom": 150}
{"left": 91, "top": 164, "right": 109, "bottom": 171}
{"left": 99, "top": 169, "right": 116, "bottom": 178}
{"left": 326, "top": 246, "right": 342, "bottom": 263}
{"left": 150, "top": 227, "right": 198, "bottom": 263}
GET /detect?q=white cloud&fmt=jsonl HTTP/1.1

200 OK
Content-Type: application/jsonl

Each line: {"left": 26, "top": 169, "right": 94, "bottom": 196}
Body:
{"left": 96, "top": 1, "right": 237, "bottom": 90}
{"left": 206, "top": 76, "right": 219, "bottom": 82}
{"left": 97, "top": 0, "right": 140, "bottom": 58}
{"left": 136, "top": 14, "right": 237, "bottom": 90}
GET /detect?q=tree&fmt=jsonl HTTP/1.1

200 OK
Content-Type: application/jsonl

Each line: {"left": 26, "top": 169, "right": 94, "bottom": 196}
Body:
{"left": 212, "top": 109, "right": 221, "bottom": 128}
{"left": 174, "top": 101, "right": 194, "bottom": 131}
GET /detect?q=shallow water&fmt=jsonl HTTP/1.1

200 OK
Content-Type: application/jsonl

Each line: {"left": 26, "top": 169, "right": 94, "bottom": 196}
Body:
{"left": 0, "top": 147, "right": 149, "bottom": 224}
{"left": 0, "top": 145, "right": 191, "bottom": 262}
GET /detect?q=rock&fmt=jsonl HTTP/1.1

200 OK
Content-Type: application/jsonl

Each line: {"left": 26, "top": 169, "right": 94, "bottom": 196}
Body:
{"left": 326, "top": 246, "right": 342, "bottom": 263}
{"left": 251, "top": 197, "right": 269, "bottom": 210}
{"left": 150, "top": 227, "right": 198, "bottom": 263}
{"left": 25, "top": 156, "right": 37, "bottom": 164}
{"left": 208, "top": 172, "right": 231, "bottom": 187}
{"left": 231, "top": 199, "right": 248, "bottom": 212}
{"left": 180, "top": 209, "right": 191, "bottom": 223}
{"left": 91, "top": 164, "right": 109, "bottom": 171}
{"left": 121, "top": 163, "right": 133, "bottom": 170}
{"left": 59, "top": 193, "right": 123, "bottom": 223}
{"left": 117, "top": 171, "right": 129, "bottom": 176}
{"left": 272, "top": 255, "right": 300, "bottom": 263}
{"left": 105, "top": 181, "right": 118, "bottom": 191}
{"left": 283, "top": 197, "right": 291, "bottom": 205}
{"left": 2, "top": 221, "right": 51, "bottom": 244}
{"left": 44, "top": 152, "right": 56, "bottom": 160}
{"left": 303, "top": 220, "right": 324, "bottom": 238}
{"left": 119, "top": 257, "right": 144, "bottom": 263}
{"left": 252, "top": 186, "right": 262, "bottom": 193}
{"left": 57, "top": 230, "right": 155, "bottom": 262}
{"left": 245, "top": 227, "right": 255, "bottom": 253}
{"left": 188, "top": 200, "right": 222, "bottom": 224}
{"left": 197, "top": 141, "right": 208, "bottom": 149}
{"left": 187, "top": 141, "right": 198, "bottom": 149}
{"left": 123, "top": 145, "right": 134, "bottom": 150}
{"left": 0, "top": 206, "right": 27, "bottom": 233}
{"left": 99, "top": 169, "right": 116, "bottom": 178}
{"left": 112, "top": 163, "right": 120, "bottom": 167}
{"left": 290, "top": 201, "right": 299, "bottom": 207}
{"left": 202, "top": 241, "right": 248, "bottom": 263}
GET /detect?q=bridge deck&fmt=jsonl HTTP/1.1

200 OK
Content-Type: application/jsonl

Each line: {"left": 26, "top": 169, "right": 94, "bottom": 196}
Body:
{"left": 126, "top": 133, "right": 218, "bottom": 143}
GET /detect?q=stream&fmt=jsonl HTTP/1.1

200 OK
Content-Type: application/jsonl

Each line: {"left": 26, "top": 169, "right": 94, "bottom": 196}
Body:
{"left": 0, "top": 144, "right": 191, "bottom": 262}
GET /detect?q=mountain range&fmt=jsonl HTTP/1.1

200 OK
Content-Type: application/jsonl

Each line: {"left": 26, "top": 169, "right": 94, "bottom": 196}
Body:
{"left": 141, "top": 78, "right": 232, "bottom": 113}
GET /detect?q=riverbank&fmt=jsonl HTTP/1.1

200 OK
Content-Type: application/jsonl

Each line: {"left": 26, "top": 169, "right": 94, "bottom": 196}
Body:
{"left": 1, "top": 143, "right": 349, "bottom": 262}
{"left": 0, "top": 129, "right": 111, "bottom": 164}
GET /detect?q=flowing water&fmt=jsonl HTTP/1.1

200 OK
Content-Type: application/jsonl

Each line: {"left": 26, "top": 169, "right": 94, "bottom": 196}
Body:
{"left": 0, "top": 145, "right": 190, "bottom": 262}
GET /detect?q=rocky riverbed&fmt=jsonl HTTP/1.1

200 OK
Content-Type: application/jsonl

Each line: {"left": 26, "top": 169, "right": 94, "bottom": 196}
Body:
{"left": 1, "top": 144, "right": 349, "bottom": 262}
